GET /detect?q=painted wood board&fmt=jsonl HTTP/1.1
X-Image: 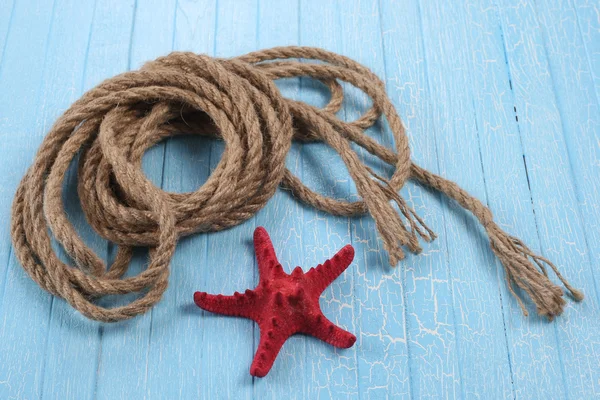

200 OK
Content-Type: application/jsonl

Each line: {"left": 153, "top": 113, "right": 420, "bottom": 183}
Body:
{"left": 0, "top": 0, "right": 598, "bottom": 398}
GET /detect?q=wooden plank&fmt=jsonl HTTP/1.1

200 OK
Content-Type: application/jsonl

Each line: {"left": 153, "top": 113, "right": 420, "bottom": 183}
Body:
{"left": 0, "top": 0, "right": 15, "bottom": 64}
{"left": 73, "top": 2, "right": 136, "bottom": 399}
{"left": 35, "top": 2, "right": 100, "bottom": 399}
{"left": 0, "top": 1, "right": 597, "bottom": 398}
{"left": 388, "top": 0, "right": 516, "bottom": 397}
{"left": 187, "top": 1, "right": 259, "bottom": 398}
{"left": 534, "top": 0, "right": 600, "bottom": 394}
{"left": 0, "top": 0, "right": 69, "bottom": 398}
{"left": 143, "top": 1, "right": 217, "bottom": 398}
{"left": 461, "top": 1, "right": 569, "bottom": 398}
{"left": 496, "top": 0, "right": 600, "bottom": 397}
{"left": 296, "top": 1, "right": 358, "bottom": 398}
{"left": 94, "top": 1, "right": 177, "bottom": 399}
{"left": 378, "top": 0, "right": 460, "bottom": 398}
{"left": 252, "top": 0, "right": 311, "bottom": 398}
{"left": 536, "top": 0, "right": 600, "bottom": 302}
{"left": 572, "top": 0, "right": 600, "bottom": 97}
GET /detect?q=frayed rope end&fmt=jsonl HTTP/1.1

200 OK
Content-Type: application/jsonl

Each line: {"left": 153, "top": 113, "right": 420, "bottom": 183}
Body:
{"left": 404, "top": 163, "right": 583, "bottom": 320}
{"left": 489, "top": 227, "right": 583, "bottom": 319}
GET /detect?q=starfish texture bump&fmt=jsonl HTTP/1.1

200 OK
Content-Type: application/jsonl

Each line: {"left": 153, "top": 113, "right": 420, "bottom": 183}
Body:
{"left": 194, "top": 226, "right": 357, "bottom": 377}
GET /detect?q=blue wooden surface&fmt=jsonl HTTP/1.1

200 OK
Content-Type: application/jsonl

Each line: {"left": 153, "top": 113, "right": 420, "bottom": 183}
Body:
{"left": 0, "top": 0, "right": 598, "bottom": 398}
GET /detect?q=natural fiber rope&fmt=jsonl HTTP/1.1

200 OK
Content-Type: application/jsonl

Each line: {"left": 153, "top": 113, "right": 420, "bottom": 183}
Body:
{"left": 11, "top": 46, "right": 583, "bottom": 322}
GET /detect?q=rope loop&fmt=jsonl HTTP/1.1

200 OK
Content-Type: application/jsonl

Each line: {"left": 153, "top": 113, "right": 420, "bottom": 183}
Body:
{"left": 11, "top": 46, "right": 581, "bottom": 322}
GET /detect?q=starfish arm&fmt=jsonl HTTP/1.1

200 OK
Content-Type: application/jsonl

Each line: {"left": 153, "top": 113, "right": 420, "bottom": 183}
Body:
{"left": 253, "top": 226, "right": 284, "bottom": 282}
{"left": 303, "top": 313, "right": 356, "bottom": 349}
{"left": 194, "top": 228, "right": 356, "bottom": 377}
{"left": 250, "top": 324, "right": 291, "bottom": 377}
{"left": 306, "top": 245, "right": 355, "bottom": 294}
{"left": 193, "top": 291, "right": 259, "bottom": 321}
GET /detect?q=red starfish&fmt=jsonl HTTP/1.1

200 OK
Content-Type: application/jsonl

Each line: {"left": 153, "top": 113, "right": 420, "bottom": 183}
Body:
{"left": 194, "top": 226, "right": 356, "bottom": 377}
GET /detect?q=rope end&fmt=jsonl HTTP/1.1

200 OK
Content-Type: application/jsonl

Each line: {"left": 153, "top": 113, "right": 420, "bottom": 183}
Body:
{"left": 489, "top": 228, "right": 583, "bottom": 319}
{"left": 570, "top": 289, "right": 585, "bottom": 302}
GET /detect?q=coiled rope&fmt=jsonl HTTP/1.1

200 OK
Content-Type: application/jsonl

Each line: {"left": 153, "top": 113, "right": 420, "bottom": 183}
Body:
{"left": 11, "top": 46, "right": 582, "bottom": 322}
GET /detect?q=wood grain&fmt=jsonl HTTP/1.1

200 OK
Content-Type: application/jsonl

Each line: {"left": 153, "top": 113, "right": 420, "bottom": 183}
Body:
{"left": 0, "top": 0, "right": 597, "bottom": 398}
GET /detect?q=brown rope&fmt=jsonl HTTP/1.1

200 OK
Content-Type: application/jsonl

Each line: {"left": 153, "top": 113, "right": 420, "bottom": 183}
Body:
{"left": 10, "top": 46, "right": 583, "bottom": 322}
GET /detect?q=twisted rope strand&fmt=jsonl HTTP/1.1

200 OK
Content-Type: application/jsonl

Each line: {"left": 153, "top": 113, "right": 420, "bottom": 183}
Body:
{"left": 11, "top": 46, "right": 582, "bottom": 322}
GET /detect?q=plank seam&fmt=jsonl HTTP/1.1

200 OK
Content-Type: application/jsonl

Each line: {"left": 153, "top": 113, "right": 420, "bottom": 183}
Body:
{"left": 0, "top": 0, "right": 16, "bottom": 71}
{"left": 376, "top": 0, "right": 415, "bottom": 398}
{"left": 94, "top": 1, "right": 139, "bottom": 397}
{"left": 38, "top": 295, "right": 55, "bottom": 400}
{"left": 417, "top": 0, "right": 465, "bottom": 398}
{"left": 457, "top": 12, "right": 519, "bottom": 398}
{"left": 126, "top": 0, "right": 139, "bottom": 72}
{"left": 0, "top": 243, "right": 11, "bottom": 312}
{"left": 0, "top": 0, "right": 25, "bottom": 366}
{"left": 532, "top": 0, "right": 600, "bottom": 305}
{"left": 494, "top": 3, "right": 571, "bottom": 398}
{"left": 199, "top": 2, "right": 217, "bottom": 391}
{"left": 297, "top": 2, "right": 312, "bottom": 396}
{"left": 79, "top": 2, "right": 102, "bottom": 399}
{"left": 570, "top": 0, "right": 600, "bottom": 108}
{"left": 470, "top": 89, "right": 517, "bottom": 399}
{"left": 335, "top": 1, "right": 358, "bottom": 394}
{"left": 171, "top": 0, "right": 179, "bottom": 50}
{"left": 35, "top": 1, "right": 60, "bottom": 397}
{"left": 341, "top": 21, "right": 359, "bottom": 400}
{"left": 413, "top": 0, "right": 466, "bottom": 398}
{"left": 144, "top": 2, "right": 181, "bottom": 396}
{"left": 251, "top": 0, "right": 259, "bottom": 391}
